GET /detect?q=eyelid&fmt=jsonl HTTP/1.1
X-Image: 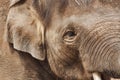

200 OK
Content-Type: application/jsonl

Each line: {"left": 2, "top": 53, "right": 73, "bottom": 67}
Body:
{"left": 63, "top": 30, "right": 77, "bottom": 45}
{"left": 63, "top": 30, "right": 76, "bottom": 37}
{"left": 62, "top": 26, "right": 75, "bottom": 36}
{"left": 61, "top": 22, "right": 79, "bottom": 38}
{"left": 61, "top": 23, "right": 74, "bottom": 31}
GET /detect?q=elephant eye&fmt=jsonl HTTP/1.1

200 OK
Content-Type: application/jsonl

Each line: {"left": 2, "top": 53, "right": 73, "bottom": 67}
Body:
{"left": 65, "top": 31, "right": 76, "bottom": 37}
{"left": 63, "top": 30, "right": 76, "bottom": 42}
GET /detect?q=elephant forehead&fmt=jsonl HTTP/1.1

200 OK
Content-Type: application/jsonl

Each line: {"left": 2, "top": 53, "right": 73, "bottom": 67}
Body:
{"left": 42, "top": 0, "right": 120, "bottom": 31}
{"left": 47, "top": 9, "right": 120, "bottom": 33}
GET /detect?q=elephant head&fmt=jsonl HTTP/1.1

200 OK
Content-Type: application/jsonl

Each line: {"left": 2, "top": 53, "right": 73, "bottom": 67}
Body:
{"left": 44, "top": 0, "right": 120, "bottom": 79}
{"left": 6, "top": 0, "right": 120, "bottom": 80}
{"left": 6, "top": 0, "right": 93, "bottom": 80}
{"left": 6, "top": 0, "right": 46, "bottom": 60}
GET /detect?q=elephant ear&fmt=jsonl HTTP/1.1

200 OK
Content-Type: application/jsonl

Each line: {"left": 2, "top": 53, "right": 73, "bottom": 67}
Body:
{"left": 6, "top": 0, "right": 45, "bottom": 60}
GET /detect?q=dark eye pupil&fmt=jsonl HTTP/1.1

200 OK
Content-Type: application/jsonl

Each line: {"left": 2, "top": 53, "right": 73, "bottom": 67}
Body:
{"left": 66, "top": 31, "right": 76, "bottom": 37}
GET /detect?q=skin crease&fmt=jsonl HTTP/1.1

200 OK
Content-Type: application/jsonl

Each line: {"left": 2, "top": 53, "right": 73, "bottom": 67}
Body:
{"left": 5, "top": 0, "right": 120, "bottom": 80}
{"left": 0, "top": 0, "right": 63, "bottom": 80}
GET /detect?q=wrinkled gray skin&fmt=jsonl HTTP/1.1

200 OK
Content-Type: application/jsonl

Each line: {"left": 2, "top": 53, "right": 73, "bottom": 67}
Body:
{"left": 1, "top": 0, "right": 62, "bottom": 80}
{"left": 44, "top": 0, "right": 120, "bottom": 80}
{"left": 6, "top": 0, "right": 120, "bottom": 80}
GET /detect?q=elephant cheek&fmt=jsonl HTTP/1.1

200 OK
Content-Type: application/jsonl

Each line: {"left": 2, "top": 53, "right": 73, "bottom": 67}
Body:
{"left": 46, "top": 50, "right": 64, "bottom": 78}
{"left": 47, "top": 47, "right": 91, "bottom": 79}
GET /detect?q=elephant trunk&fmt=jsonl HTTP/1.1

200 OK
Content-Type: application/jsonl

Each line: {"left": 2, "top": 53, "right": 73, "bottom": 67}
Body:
{"left": 80, "top": 21, "right": 120, "bottom": 78}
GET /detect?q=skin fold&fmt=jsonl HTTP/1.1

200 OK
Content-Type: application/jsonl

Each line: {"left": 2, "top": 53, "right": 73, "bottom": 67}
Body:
{"left": 5, "top": 0, "right": 120, "bottom": 80}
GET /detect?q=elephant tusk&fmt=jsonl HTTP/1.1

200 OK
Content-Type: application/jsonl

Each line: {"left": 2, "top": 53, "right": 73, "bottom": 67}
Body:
{"left": 93, "top": 72, "right": 102, "bottom": 80}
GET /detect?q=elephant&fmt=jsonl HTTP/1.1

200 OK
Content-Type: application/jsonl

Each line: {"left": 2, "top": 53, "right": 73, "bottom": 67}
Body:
{"left": 0, "top": 0, "right": 62, "bottom": 80}
{"left": 5, "top": 0, "right": 120, "bottom": 80}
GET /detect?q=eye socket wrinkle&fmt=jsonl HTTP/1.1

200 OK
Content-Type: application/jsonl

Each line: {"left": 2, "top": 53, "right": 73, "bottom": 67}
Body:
{"left": 62, "top": 23, "right": 80, "bottom": 43}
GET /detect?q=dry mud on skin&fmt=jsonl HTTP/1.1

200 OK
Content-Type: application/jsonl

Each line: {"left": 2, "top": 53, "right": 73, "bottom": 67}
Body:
{"left": 0, "top": 0, "right": 120, "bottom": 80}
